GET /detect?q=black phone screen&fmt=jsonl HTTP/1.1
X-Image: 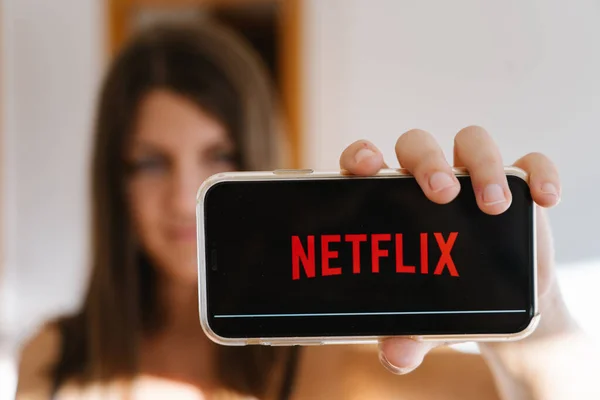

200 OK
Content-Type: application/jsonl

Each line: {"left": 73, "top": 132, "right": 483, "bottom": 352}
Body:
{"left": 202, "top": 174, "right": 535, "bottom": 338}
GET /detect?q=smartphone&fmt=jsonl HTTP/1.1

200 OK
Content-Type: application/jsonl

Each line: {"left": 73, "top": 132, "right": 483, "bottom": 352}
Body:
{"left": 196, "top": 167, "right": 538, "bottom": 346}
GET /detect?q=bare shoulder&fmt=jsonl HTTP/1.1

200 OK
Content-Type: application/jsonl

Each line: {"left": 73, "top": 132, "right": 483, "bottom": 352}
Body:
{"left": 16, "top": 322, "right": 62, "bottom": 399}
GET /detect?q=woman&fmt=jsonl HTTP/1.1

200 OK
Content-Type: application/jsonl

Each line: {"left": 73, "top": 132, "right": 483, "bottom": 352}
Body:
{"left": 15, "top": 20, "right": 595, "bottom": 400}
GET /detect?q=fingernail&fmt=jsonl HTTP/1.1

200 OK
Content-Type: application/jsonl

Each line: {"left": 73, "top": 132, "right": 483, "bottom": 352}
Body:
{"left": 355, "top": 148, "right": 375, "bottom": 164}
{"left": 483, "top": 184, "right": 506, "bottom": 206}
{"left": 378, "top": 350, "right": 416, "bottom": 375}
{"left": 429, "top": 172, "right": 456, "bottom": 193}
{"left": 541, "top": 182, "right": 559, "bottom": 197}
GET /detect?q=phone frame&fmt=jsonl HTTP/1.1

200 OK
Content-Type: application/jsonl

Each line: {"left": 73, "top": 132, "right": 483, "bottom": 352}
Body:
{"left": 196, "top": 167, "right": 539, "bottom": 346}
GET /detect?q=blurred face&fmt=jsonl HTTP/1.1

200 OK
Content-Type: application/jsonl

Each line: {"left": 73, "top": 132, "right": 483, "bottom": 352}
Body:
{"left": 126, "top": 90, "right": 236, "bottom": 284}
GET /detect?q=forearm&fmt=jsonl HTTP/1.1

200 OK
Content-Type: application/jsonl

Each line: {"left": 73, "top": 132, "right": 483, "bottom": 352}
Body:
{"left": 479, "top": 291, "right": 600, "bottom": 400}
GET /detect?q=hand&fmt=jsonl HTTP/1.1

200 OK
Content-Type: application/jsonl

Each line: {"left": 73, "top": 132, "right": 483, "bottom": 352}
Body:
{"left": 339, "top": 126, "right": 566, "bottom": 374}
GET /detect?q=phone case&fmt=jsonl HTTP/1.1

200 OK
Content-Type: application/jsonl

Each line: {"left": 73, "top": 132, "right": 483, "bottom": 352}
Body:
{"left": 196, "top": 167, "right": 540, "bottom": 346}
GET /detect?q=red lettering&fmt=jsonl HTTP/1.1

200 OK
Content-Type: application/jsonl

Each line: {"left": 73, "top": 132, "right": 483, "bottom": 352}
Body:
{"left": 371, "top": 234, "right": 391, "bottom": 273}
{"left": 321, "top": 235, "right": 342, "bottom": 276}
{"left": 433, "top": 232, "right": 459, "bottom": 277}
{"left": 345, "top": 234, "right": 367, "bottom": 274}
{"left": 395, "top": 234, "right": 415, "bottom": 273}
{"left": 292, "top": 235, "right": 315, "bottom": 280}
{"left": 420, "top": 233, "right": 428, "bottom": 274}
{"left": 292, "top": 232, "right": 460, "bottom": 280}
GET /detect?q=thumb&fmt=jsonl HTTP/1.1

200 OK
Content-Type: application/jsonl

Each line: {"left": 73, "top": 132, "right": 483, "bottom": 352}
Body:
{"left": 378, "top": 338, "right": 443, "bottom": 374}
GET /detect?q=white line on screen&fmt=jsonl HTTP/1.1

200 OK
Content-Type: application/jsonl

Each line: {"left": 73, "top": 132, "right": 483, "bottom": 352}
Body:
{"left": 213, "top": 309, "right": 528, "bottom": 318}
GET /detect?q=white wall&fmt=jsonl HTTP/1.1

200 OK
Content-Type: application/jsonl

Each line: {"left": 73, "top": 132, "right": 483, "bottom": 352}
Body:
{"left": 1, "top": 0, "right": 103, "bottom": 343}
{"left": 304, "top": 0, "right": 600, "bottom": 266}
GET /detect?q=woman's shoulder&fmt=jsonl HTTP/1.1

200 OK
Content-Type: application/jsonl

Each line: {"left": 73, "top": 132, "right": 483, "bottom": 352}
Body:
{"left": 16, "top": 322, "right": 62, "bottom": 399}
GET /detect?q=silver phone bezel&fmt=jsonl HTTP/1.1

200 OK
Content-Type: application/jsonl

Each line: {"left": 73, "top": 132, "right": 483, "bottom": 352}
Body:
{"left": 196, "top": 167, "right": 539, "bottom": 346}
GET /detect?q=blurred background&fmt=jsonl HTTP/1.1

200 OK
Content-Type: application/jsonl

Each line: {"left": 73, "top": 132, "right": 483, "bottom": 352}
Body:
{"left": 1, "top": 0, "right": 600, "bottom": 397}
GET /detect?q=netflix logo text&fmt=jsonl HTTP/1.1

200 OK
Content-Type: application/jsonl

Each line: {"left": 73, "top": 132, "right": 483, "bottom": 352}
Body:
{"left": 291, "top": 233, "right": 459, "bottom": 280}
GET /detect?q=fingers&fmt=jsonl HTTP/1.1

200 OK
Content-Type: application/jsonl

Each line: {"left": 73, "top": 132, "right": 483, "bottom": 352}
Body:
{"left": 339, "top": 140, "right": 387, "bottom": 176}
{"left": 513, "top": 152, "right": 561, "bottom": 208}
{"left": 342, "top": 130, "right": 560, "bottom": 214}
{"left": 378, "top": 338, "right": 443, "bottom": 374}
{"left": 512, "top": 153, "right": 561, "bottom": 299}
{"left": 395, "top": 129, "right": 460, "bottom": 204}
{"left": 454, "top": 126, "right": 511, "bottom": 215}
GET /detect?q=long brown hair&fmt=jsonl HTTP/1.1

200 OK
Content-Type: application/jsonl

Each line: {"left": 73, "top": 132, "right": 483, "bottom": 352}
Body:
{"left": 52, "top": 20, "right": 291, "bottom": 397}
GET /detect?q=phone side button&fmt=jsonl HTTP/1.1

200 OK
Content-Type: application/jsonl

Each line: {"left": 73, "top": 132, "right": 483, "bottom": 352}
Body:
{"left": 273, "top": 169, "right": 314, "bottom": 175}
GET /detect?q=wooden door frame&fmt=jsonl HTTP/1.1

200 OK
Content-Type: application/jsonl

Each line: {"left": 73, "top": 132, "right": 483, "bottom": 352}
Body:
{"left": 106, "top": 0, "right": 303, "bottom": 169}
